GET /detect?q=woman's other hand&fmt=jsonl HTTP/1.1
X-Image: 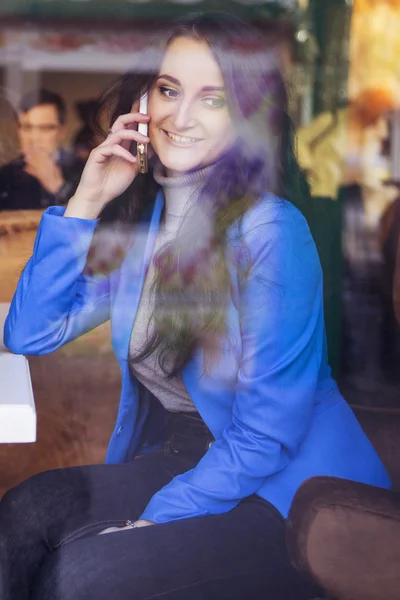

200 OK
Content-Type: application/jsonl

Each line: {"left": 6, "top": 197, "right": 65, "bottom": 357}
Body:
{"left": 98, "top": 519, "right": 155, "bottom": 536}
{"left": 65, "top": 112, "right": 150, "bottom": 220}
{"left": 131, "top": 519, "right": 155, "bottom": 528}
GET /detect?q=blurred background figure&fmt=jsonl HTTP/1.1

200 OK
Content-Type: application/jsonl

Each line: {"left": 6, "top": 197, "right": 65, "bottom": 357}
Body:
{"left": 380, "top": 181, "right": 400, "bottom": 369}
{"left": 339, "top": 90, "right": 399, "bottom": 396}
{"left": 393, "top": 211, "right": 400, "bottom": 325}
{"left": 297, "top": 0, "right": 400, "bottom": 406}
{"left": 0, "top": 88, "right": 84, "bottom": 210}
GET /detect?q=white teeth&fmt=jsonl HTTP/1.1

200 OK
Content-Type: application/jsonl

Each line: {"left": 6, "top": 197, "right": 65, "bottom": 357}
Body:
{"left": 166, "top": 131, "right": 199, "bottom": 144}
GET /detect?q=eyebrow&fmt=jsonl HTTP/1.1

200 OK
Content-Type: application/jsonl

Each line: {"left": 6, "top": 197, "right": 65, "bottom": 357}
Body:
{"left": 157, "top": 74, "right": 225, "bottom": 92}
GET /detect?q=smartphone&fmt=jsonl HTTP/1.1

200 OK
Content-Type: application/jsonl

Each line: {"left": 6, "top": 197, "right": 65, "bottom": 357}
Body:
{"left": 137, "top": 92, "right": 148, "bottom": 174}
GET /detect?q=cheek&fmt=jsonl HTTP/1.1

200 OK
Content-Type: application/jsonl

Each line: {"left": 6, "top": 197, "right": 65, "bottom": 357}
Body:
{"left": 148, "top": 94, "right": 167, "bottom": 128}
{"left": 148, "top": 104, "right": 168, "bottom": 147}
{"left": 208, "top": 115, "right": 235, "bottom": 149}
{"left": 44, "top": 137, "right": 58, "bottom": 151}
{"left": 148, "top": 120, "right": 163, "bottom": 153}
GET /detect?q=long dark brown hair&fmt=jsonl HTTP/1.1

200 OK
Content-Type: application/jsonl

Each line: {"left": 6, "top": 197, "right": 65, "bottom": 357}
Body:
{"left": 93, "top": 12, "right": 311, "bottom": 377}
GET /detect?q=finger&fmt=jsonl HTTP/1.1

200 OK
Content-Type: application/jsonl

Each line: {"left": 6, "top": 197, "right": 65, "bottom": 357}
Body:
{"left": 98, "top": 527, "right": 122, "bottom": 535}
{"left": 107, "top": 128, "right": 149, "bottom": 144}
{"left": 110, "top": 112, "right": 151, "bottom": 133}
{"left": 24, "top": 149, "right": 40, "bottom": 160}
{"left": 107, "top": 129, "right": 149, "bottom": 152}
{"left": 94, "top": 143, "right": 137, "bottom": 165}
{"left": 133, "top": 520, "right": 154, "bottom": 528}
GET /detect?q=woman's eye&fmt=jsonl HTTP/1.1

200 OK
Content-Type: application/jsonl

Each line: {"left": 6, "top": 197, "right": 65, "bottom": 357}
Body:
{"left": 159, "top": 86, "right": 179, "bottom": 99}
{"left": 202, "top": 97, "right": 226, "bottom": 109}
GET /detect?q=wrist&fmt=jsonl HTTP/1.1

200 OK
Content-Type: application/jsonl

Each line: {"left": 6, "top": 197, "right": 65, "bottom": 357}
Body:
{"left": 64, "top": 195, "right": 102, "bottom": 220}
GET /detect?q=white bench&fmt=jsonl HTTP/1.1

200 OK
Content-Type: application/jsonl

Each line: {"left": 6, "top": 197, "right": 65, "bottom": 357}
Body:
{"left": 0, "top": 303, "right": 36, "bottom": 443}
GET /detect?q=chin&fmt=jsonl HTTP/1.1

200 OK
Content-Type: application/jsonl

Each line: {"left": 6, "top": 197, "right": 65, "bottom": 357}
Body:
{"left": 157, "top": 149, "right": 207, "bottom": 174}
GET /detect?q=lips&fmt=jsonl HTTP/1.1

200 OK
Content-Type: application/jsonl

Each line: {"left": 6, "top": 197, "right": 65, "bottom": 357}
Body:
{"left": 162, "top": 129, "right": 203, "bottom": 145}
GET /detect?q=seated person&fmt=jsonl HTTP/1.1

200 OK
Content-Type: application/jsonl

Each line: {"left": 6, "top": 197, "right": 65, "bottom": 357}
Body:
{"left": 0, "top": 89, "right": 84, "bottom": 211}
{"left": 0, "top": 14, "right": 391, "bottom": 600}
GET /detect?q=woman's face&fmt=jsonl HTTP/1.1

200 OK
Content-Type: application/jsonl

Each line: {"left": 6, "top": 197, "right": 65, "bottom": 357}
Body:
{"left": 148, "top": 36, "right": 236, "bottom": 174}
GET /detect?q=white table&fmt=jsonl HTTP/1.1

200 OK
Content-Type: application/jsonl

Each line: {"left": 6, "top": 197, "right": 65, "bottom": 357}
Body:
{"left": 0, "top": 303, "right": 36, "bottom": 443}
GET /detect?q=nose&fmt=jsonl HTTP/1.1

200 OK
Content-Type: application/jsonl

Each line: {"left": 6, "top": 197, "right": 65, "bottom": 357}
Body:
{"left": 31, "top": 128, "right": 43, "bottom": 145}
{"left": 171, "top": 98, "right": 197, "bottom": 131}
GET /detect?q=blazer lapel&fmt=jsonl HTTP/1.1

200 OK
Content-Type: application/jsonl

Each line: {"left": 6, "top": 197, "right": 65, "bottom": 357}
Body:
{"left": 111, "top": 190, "right": 164, "bottom": 359}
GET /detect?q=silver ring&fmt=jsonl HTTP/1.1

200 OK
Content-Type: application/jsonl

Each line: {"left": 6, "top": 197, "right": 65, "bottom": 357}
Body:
{"left": 108, "top": 127, "right": 116, "bottom": 135}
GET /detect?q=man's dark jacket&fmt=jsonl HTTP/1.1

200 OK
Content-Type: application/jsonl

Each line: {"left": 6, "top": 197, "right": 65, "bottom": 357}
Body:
{"left": 0, "top": 149, "right": 84, "bottom": 210}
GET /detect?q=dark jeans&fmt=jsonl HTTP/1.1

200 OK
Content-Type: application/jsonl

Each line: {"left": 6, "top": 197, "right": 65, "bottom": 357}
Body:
{"left": 0, "top": 412, "right": 321, "bottom": 600}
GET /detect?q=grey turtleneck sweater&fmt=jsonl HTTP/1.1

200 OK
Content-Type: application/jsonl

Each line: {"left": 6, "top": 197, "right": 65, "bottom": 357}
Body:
{"left": 129, "top": 163, "right": 213, "bottom": 412}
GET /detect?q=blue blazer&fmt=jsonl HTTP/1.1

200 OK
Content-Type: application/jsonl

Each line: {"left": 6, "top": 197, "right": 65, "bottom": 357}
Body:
{"left": 4, "top": 191, "right": 391, "bottom": 523}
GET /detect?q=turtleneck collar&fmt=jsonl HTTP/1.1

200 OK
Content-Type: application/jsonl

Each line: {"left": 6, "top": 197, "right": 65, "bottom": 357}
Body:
{"left": 152, "top": 161, "right": 214, "bottom": 232}
{"left": 153, "top": 160, "right": 215, "bottom": 190}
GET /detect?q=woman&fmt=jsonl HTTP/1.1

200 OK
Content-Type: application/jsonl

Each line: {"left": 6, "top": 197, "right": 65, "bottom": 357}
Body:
{"left": 0, "top": 13, "right": 391, "bottom": 600}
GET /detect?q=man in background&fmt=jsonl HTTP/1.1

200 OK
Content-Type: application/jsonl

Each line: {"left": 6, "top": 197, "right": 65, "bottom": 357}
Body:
{"left": 0, "top": 89, "right": 84, "bottom": 210}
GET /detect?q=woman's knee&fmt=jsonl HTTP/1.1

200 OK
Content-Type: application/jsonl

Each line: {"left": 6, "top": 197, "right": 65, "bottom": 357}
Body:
{"left": 0, "top": 468, "right": 79, "bottom": 539}
{"left": 0, "top": 473, "right": 51, "bottom": 540}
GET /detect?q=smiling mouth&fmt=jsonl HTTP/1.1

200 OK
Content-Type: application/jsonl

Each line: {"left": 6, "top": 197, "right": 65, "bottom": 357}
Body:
{"left": 163, "top": 130, "right": 203, "bottom": 145}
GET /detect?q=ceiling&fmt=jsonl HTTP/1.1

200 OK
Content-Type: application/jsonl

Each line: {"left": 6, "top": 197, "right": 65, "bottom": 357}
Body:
{"left": 0, "top": 0, "right": 299, "bottom": 22}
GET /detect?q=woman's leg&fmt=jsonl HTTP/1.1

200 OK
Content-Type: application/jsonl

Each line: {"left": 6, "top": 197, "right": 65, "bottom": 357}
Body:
{"left": 0, "top": 450, "right": 191, "bottom": 600}
{"left": 32, "top": 496, "right": 321, "bottom": 600}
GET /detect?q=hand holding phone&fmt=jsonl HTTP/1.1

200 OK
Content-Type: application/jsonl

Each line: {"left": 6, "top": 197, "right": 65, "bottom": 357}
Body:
{"left": 65, "top": 99, "right": 150, "bottom": 219}
{"left": 137, "top": 93, "right": 148, "bottom": 174}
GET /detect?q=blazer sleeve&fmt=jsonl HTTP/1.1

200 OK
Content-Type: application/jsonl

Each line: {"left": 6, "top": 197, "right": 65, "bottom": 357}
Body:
{"left": 140, "top": 201, "right": 324, "bottom": 523}
{"left": 4, "top": 206, "right": 110, "bottom": 354}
